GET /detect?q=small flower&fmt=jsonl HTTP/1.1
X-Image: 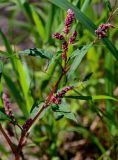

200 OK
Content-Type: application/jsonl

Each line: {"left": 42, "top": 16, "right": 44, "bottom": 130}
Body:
{"left": 56, "top": 86, "right": 73, "bottom": 98}
{"left": 22, "top": 118, "right": 33, "bottom": 131}
{"left": 95, "top": 23, "right": 115, "bottom": 39}
{"left": 69, "top": 31, "right": 77, "bottom": 44}
{"left": 63, "top": 9, "right": 74, "bottom": 34}
{"left": 62, "top": 41, "right": 68, "bottom": 53}
{"left": 52, "top": 33, "right": 64, "bottom": 40}
{"left": 50, "top": 96, "right": 61, "bottom": 105}
{"left": 2, "top": 93, "right": 16, "bottom": 124}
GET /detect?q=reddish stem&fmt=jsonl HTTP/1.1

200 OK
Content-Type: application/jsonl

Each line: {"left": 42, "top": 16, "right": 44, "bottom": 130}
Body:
{"left": 17, "top": 72, "right": 65, "bottom": 153}
{"left": 0, "top": 123, "right": 16, "bottom": 154}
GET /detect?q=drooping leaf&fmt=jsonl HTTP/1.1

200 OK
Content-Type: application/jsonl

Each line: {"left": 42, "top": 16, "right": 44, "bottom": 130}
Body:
{"left": 18, "top": 48, "right": 53, "bottom": 59}
{"left": 52, "top": 103, "right": 77, "bottom": 122}
{"left": 67, "top": 43, "right": 92, "bottom": 79}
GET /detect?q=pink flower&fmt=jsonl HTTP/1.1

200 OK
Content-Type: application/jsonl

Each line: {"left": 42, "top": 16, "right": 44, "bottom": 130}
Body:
{"left": 62, "top": 41, "right": 68, "bottom": 53}
{"left": 52, "top": 32, "right": 64, "bottom": 40}
{"left": 56, "top": 86, "right": 73, "bottom": 98}
{"left": 69, "top": 31, "right": 77, "bottom": 44}
{"left": 50, "top": 96, "right": 61, "bottom": 105}
{"left": 63, "top": 9, "right": 74, "bottom": 35}
{"left": 95, "top": 23, "right": 114, "bottom": 39}
{"left": 2, "top": 93, "right": 16, "bottom": 123}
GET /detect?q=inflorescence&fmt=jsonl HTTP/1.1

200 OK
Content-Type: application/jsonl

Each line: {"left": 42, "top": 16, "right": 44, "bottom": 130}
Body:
{"left": 52, "top": 9, "right": 77, "bottom": 62}
{"left": 2, "top": 93, "right": 17, "bottom": 124}
{"left": 95, "top": 23, "right": 115, "bottom": 39}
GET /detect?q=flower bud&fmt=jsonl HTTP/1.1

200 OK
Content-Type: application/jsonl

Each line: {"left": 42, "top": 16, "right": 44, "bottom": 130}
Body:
{"left": 2, "top": 93, "right": 16, "bottom": 124}
{"left": 52, "top": 33, "right": 64, "bottom": 40}
{"left": 69, "top": 31, "right": 77, "bottom": 44}
{"left": 95, "top": 23, "right": 115, "bottom": 39}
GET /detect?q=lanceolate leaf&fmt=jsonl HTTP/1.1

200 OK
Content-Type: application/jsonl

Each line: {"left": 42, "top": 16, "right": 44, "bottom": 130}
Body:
{"left": 18, "top": 48, "right": 53, "bottom": 59}
{"left": 64, "top": 95, "right": 118, "bottom": 102}
{"left": 48, "top": 0, "right": 118, "bottom": 60}
{"left": 67, "top": 43, "right": 92, "bottom": 79}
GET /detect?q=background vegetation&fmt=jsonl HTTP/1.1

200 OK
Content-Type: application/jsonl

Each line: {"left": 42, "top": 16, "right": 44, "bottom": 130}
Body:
{"left": 0, "top": 0, "right": 118, "bottom": 159}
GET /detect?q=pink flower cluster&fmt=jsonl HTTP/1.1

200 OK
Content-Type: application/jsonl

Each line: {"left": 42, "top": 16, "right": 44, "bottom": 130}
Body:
{"left": 52, "top": 33, "right": 64, "bottom": 40}
{"left": 64, "top": 9, "right": 75, "bottom": 34}
{"left": 52, "top": 9, "right": 77, "bottom": 62}
{"left": 95, "top": 23, "right": 114, "bottom": 39}
{"left": 50, "top": 86, "right": 73, "bottom": 105}
{"left": 56, "top": 86, "right": 73, "bottom": 98}
{"left": 2, "top": 93, "right": 16, "bottom": 123}
{"left": 69, "top": 31, "right": 77, "bottom": 44}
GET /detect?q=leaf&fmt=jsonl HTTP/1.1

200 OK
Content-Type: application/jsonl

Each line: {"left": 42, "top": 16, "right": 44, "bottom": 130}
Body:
{"left": 18, "top": 48, "right": 53, "bottom": 59}
{"left": 92, "top": 95, "right": 118, "bottom": 102}
{"left": 48, "top": 0, "right": 118, "bottom": 60}
{"left": 30, "top": 100, "right": 41, "bottom": 113}
{"left": 64, "top": 95, "right": 118, "bottom": 102}
{"left": 13, "top": 57, "right": 33, "bottom": 113}
{"left": 0, "top": 111, "right": 10, "bottom": 121}
{"left": 52, "top": 103, "right": 77, "bottom": 122}
{"left": 0, "top": 29, "right": 12, "bottom": 55}
{"left": 104, "top": 0, "right": 112, "bottom": 11}
{"left": 64, "top": 112, "right": 77, "bottom": 122}
{"left": 30, "top": 102, "right": 48, "bottom": 120}
{"left": 31, "top": 6, "right": 46, "bottom": 42}
{"left": 81, "top": 0, "right": 92, "bottom": 12}
{"left": 67, "top": 43, "right": 92, "bottom": 79}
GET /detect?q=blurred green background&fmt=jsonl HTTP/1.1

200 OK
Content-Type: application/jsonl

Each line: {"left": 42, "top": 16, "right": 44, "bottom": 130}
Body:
{"left": 0, "top": 0, "right": 118, "bottom": 159}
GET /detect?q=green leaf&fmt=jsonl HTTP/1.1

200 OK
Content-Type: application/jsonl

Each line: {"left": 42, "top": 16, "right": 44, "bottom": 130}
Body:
{"left": 67, "top": 43, "right": 92, "bottom": 79}
{"left": 18, "top": 48, "right": 53, "bottom": 60}
{"left": 0, "top": 29, "right": 12, "bottom": 55}
{"left": 52, "top": 103, "right": 77, "bottom": 122}
{"left": 64, "top": 95, "right": 118, "bottom": 102}
{"left": 13, "top": 56, "right": 33, "bottom": 113}
{"left": 92, "top": 95, "right": 118, "bottom": 102}
{"left": 31, "top": 6, "right": 46, "bottom": 42}
{"left": 104, "top": 0, "right": 112, "bottom": 11}
{"left": 30, "top": 102, "right": 48, "bottom": 120}
{"left": 48, "top": 0, "right": 118, "bottom": 60}
{"left": 0, "top": 111, "right": 10, "bottom": 121}
{"left": 81, "top": 0, "right": 92, "bottom": 12}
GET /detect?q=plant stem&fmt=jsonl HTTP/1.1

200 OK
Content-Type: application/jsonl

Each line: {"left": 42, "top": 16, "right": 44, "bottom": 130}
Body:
{"left": 17, "top": 71, "right": 66, "bottom": 153}
{"left": 0, "top": 123, "right": 16, "bottom": 154}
